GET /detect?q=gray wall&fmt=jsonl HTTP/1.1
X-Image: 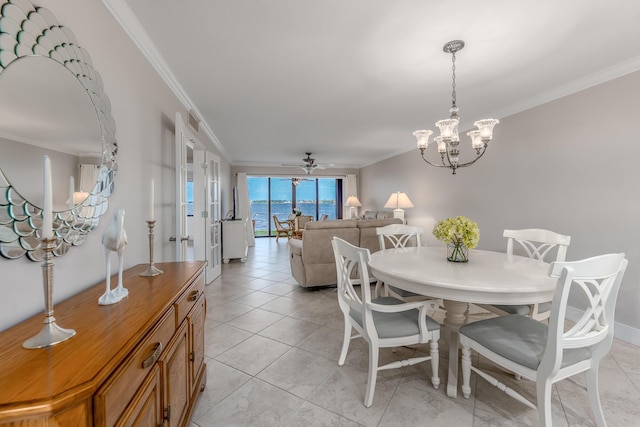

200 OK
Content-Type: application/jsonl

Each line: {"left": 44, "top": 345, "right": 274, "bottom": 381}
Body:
{"left": 0, "top": 0, "right": 229, "bottom": 332}
{"left": 360, "top": 70, "right": 640, "bottom": 344}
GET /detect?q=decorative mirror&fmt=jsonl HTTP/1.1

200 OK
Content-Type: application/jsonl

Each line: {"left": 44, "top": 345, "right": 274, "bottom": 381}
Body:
{"left": 0, "top": 0, "right": 117, "bottom": 261}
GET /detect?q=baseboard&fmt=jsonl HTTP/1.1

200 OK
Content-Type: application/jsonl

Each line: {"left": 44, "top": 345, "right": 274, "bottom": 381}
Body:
{"left": 566, "top": 306, "right": 640, "bottom": 346}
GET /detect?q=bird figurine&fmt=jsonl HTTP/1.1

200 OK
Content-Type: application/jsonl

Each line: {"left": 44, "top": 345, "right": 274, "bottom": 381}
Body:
{"left": 98, "top": 209, "right": 129, "bottom": 305}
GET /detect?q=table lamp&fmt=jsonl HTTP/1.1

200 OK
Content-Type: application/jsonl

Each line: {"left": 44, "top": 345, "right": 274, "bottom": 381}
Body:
{"left": 345, "top": 196, "right": 361, "bottom": 219}
{"left": 384, "top": 192, "right": 413, "bottom": 222}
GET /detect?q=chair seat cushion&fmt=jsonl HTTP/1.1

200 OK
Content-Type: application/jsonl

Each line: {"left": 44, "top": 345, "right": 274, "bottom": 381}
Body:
{"left": 350, "top": 296, "right": 440, "bottom": 339}
{"left": 459, "top": 315, "right": 591, "bottom": 370}
{"left": 388, "top": 285, "right": 421, "bottom": 298}
{"left": 491, "top": 302, "right": 552, "bottom": 315}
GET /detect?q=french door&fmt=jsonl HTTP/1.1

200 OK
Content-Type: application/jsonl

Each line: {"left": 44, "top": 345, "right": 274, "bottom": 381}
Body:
{"left": 204, "top": 151, "right": 221, "bottom": 281}
{"left": 175, "top": 113, "right": 221, "bottom": 282}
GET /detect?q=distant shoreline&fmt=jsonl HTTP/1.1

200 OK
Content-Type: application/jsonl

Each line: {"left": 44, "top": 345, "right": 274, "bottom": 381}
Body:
{"left": 251, "top": 200, "right": 335, "bottom": 204}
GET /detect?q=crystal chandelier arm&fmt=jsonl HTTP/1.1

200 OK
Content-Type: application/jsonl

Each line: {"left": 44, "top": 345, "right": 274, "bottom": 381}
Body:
{"left": 418, "top": 148, "right": 452, "bottom": 169}
{"left": 421, "top": 142, "right": 488, "bottom": 174}
{"left": 452, "top": 144, "right": 489, "bottom": 170}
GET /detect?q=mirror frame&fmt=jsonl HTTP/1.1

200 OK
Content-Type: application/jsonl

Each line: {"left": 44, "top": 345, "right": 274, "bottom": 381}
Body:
{"left": 0, "top": 0, "right": 117, "bottom": 261}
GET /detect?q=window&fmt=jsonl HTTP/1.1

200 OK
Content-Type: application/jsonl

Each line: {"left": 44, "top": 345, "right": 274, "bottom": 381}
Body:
{"left": 248, "top": 176, "right": 341, "bottom": 237}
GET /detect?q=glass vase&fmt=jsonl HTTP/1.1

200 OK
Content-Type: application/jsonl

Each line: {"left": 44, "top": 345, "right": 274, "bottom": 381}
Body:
{"left": 447, "top": 240, "right": 469, "bottom": 263}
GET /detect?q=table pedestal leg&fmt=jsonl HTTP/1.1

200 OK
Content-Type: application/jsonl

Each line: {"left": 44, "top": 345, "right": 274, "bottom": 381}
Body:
{"left": 442, "top": 299, "right": 469, "bottom": 398}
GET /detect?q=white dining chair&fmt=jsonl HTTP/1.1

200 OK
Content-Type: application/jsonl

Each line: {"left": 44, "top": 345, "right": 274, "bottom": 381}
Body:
{"left": 374, "top": 224, "right": 432, "bottom": 303}
{"left": 460, "top": 253, "right": 628, "bottom": 427}
{"left": 477, "top": 228, "right": 571, "bottom": 321}
{"left": 331, "top": 237, "right": 440, "bottom": 407}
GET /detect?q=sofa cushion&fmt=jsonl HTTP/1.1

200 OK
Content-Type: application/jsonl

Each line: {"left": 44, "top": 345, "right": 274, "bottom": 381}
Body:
{"left": 362, "top": 210, "right": 394, "bottom": 220}
{"left": 305, "top": 219, "right": 359, "bottom": 231}
{"left": 363, "top": 211, "right": 377, "bottom": 219}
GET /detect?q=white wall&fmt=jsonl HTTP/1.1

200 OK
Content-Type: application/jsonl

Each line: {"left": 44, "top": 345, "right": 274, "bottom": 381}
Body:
{"left": 0, "top": 0, "right": 229, "bottom": 332}
{"left": 360, "top": 70, "right": 640, "bottom": 344}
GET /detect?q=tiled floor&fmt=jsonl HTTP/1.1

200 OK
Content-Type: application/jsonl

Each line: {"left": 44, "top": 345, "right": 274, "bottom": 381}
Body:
{"left": 191, "top": 238, "right": 640, "bottom": 427}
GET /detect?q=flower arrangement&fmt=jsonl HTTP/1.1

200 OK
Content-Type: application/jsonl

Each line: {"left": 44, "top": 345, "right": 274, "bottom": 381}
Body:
{"left": 432, "top": 216, "right": 480, "bottom": 249}
{"left": 293, "top": 208, "right": 302, "bottom": 216}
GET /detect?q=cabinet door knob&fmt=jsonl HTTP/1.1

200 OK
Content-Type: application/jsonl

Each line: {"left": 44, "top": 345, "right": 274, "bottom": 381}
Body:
{"left": 141, "top": 342, "right": 163, "bottom": 368}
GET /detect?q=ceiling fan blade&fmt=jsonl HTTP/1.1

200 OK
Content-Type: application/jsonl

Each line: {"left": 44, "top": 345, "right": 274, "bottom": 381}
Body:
{"left": 299, "top": 165, "right": 314, "bottom": 172}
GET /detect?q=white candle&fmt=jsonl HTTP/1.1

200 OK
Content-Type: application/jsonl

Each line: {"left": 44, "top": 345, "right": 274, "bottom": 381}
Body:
{"left": 43, "top": 156, "right": 53, "bottom": 239}
{"left": 69, "top": 175, "right": 75, "bottom": 210}
{"left": 149, "top": 179, "right": 155, "bottom": 221}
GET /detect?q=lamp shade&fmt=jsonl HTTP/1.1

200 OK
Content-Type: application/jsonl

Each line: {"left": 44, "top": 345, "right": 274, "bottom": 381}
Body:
{"left": 384, "top": 192, "right": 414, "bottom": 209}
{"left": 345, "top": 196, "right": 361, "bottom": 207}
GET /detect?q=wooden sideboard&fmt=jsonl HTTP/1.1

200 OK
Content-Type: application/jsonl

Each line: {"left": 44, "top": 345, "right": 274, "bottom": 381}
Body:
{"left": 0, "top": 261, "right": 207, "bottom": 427}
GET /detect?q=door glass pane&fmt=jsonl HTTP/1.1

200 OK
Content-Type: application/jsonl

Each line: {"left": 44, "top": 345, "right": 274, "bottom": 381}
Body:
{"left": 318, "top": 178, "right": 338, "bottom": 220}
{"left": 295, "top": 179, "right": 316, "bottom": 218}
{"left": 248, "top": 177, "right": 270, "bottom": 237}
{"left": 270, "top": 178, "right": 292, "bottom": 236}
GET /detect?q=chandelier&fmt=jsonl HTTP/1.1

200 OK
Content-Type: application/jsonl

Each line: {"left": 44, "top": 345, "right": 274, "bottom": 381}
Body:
{"left": 413, "top": 40, "right": 499, "bottom": 174}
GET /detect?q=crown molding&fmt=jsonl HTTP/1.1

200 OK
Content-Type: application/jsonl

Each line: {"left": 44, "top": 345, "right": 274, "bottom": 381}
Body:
{"left": 100, "top": 0, "right": 227, "bottom": 159}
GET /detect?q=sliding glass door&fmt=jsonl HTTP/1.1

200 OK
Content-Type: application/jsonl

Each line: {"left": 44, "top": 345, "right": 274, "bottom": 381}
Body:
{"left": 248, "top": 176, "right": 341, "bottom": 237}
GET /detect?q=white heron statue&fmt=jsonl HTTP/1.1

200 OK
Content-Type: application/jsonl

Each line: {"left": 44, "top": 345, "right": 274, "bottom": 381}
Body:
{"left": 98, "top": 208, "right": 129, "bottom": 305}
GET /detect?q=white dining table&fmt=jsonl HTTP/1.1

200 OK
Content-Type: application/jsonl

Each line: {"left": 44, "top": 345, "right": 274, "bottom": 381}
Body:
{"left": 368, "top": 246, "right": 556, "bottom": 398}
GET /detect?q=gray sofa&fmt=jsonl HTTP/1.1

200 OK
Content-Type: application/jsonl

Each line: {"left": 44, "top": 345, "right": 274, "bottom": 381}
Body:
{"left": 288, "top": 217, "right": 402, "bottom": 287}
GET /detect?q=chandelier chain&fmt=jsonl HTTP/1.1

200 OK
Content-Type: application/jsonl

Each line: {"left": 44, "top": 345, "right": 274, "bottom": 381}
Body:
{"left": 451, "top": 52, "right": 457, "bottom": 109}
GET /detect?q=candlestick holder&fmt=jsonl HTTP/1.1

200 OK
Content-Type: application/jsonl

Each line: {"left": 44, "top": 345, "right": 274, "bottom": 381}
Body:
{"left": 140, "top": 220, "right": 163, "bottom": 276}
{"left": 23, "top": 238, "right": 76, "bottom": 349}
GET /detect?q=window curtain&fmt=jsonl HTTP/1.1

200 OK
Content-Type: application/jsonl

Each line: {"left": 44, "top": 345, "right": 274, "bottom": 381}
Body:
{"left": 79, "top": 164, "right": 99, "bottom": 192}
{"left": 344, "top": 174, "right": 358, "bottom": 218}
{"left": 236, "top": 173, "right": 255, "bottom": 247}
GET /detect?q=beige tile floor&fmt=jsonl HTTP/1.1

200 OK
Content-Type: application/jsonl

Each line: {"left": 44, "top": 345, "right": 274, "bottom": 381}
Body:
{"left": 191, "top": 238, "right": 640, "bottom": 427}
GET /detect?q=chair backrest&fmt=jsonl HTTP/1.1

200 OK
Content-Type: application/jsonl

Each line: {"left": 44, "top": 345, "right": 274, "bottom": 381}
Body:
{"left": 376, "top": 224, "right": 423, "bottom": 249}
{"left": 332, "top": 237, "right": 373, "bottom": 328}
{"left": 295, "top": 215, "right": 313, "bottom": 230}
{"left": 503, "top": 228, "right": 571, "bottom": 262}
{"left": 542, "top": 253, "right": 627, "bottom": 373}
{"left": 273, "top": 215, "right": 287, "bottom": 230}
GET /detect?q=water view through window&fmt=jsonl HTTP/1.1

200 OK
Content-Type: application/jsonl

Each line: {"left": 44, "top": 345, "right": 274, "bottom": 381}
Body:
{"left": 248, "top": 177, "right": 341, "bottom": 236}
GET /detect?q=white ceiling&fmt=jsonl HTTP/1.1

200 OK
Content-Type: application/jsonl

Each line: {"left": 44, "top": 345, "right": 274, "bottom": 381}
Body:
{"left": 107, "top": 0, "right": 640, "bottom": 170}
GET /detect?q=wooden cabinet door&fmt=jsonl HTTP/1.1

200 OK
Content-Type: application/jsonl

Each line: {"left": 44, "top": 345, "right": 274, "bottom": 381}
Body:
{"left": 161, "top": 322, "right": 190, "bottom": 427}
{"left": 117, "top": 366, "right": 162, "bottom": 427}
{"left": 189, "top": 295, "right": 206, "bottom": 395}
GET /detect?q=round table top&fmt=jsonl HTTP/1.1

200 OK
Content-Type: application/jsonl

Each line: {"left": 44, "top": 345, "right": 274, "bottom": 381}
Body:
{"left": 369, "top": 246, "right": 557, "bottom": 305}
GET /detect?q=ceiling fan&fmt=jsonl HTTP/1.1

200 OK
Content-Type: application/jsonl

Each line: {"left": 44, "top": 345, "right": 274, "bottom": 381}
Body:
{"left": 275, "top": 177, "right": 313, "bottom": 186}
{"left": 282, "top": 152, "right": 326, "bottom": 175}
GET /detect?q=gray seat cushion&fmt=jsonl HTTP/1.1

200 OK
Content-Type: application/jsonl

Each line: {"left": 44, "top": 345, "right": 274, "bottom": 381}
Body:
{"left": 491, "top": 302, "right": 552, "bottom": 316}
{"left": 459, "top": 315, "right": 590, "bottom": 370}
{"left": 349, "top": 296, "right": 440, "bottom": 339}
{"left": 388, "top": 284, "right": 422, "bottom": 298}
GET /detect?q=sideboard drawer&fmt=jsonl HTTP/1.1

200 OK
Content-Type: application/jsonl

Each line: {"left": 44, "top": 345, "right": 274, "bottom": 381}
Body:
{"left": 175, "top": 273, "right": 205, "bottom": 327}
{"left": 94, "top": 306, "right": 176, "bottom": 427}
